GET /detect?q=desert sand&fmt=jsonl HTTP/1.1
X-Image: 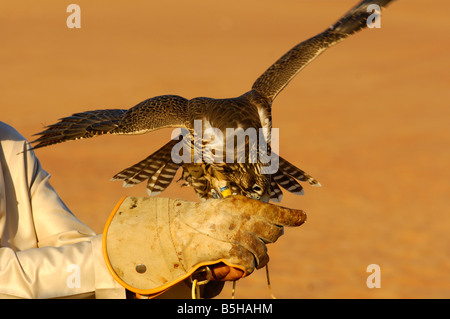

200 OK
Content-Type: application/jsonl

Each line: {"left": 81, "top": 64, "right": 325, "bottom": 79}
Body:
{"left": 1, "top": 0, "right": 449, "bottom": 298}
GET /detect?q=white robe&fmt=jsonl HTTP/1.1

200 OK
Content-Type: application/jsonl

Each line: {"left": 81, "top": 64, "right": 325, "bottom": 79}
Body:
{"left": 0, "top": 121, "right": 125, "bottom": 298}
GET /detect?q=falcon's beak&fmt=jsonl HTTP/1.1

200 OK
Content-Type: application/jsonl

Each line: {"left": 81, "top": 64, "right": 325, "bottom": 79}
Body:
{"left": 250, "top": 193, "right": 261, "bottom": 200}
{"left": 249, "top": 192, "right": 269, "bottom": 203}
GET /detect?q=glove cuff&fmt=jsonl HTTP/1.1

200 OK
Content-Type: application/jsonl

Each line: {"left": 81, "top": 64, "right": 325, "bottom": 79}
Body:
{"left": 102, "top": 197, "right": 246, "bottom": 298}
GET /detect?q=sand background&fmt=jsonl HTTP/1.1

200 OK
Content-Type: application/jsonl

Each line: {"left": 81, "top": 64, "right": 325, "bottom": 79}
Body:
{"left": 1, "top": 0, "right": 449, "bottom": 298}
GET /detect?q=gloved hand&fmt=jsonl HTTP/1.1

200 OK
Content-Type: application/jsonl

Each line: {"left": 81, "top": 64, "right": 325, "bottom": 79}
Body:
{"left": 103, "top": 195, "right": 306, "bottom": 298}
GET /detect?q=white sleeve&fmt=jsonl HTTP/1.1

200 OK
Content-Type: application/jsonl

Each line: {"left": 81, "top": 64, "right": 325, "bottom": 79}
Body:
{"left": 0, "top": 122, "right": 125, "bottom": 298}
{"left": 0, "top": 235, "right": 124, "bottom": 299}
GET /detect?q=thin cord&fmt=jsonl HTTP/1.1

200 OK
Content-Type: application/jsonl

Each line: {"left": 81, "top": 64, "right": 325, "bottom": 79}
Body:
{"left": 231, "top": 280, "right": 236, "bottom": 299}
{"left": 266, "top": 264, "right": 276, "bottom": 299}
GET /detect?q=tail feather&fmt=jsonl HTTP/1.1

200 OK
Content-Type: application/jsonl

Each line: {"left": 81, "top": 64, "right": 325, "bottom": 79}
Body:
{"left": 279, "top": 157, "right": 321, "bottom": 187}
{"left": 272, "top": 170, "right": 305, "bottom": 196}
{"left": 269, "top": 180, "right": 283, "bottom": 203}
{"left": 267, "top": 156, "right": 320, "bottom": 201}
{"left": 146, "top": 162, "right": 179, "bottom": 196}
{"left": 111, "top": 139, "right": 181, "bottom": 196}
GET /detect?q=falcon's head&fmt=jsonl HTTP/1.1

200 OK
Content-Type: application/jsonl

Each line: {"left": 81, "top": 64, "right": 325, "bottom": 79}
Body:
{"left": 218, "top": 163, "right": 271, "bottom": 202}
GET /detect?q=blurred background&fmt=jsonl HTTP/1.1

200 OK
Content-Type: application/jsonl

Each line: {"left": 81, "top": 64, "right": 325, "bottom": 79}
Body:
{"left": 1, "top": 0, "right": 449, "bottom": 298}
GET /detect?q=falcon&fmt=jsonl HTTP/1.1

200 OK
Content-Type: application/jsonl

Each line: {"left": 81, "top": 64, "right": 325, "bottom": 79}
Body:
{"left": 31, "top": 0, "right": 395, "bottom": 203}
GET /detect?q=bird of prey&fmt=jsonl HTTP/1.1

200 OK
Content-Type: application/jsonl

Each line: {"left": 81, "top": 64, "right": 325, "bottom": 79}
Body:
{"left": 31, "top": 0, "right": 395, "bottom": 203}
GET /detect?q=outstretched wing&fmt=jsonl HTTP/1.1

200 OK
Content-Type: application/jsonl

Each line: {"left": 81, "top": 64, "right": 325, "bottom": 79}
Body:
{"left": 252, "top": 0, "right": 395, "bottom": 102}
{"left": 31, "top": 109, "right": 127, "bottom": 149}
{"left": 31, "top": 95, "right": 190, "bottom": 150}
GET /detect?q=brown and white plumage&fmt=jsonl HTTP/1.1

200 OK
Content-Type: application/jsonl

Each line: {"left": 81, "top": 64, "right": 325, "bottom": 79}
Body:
{"left": 31, "top": 0, "right": 394, "bottom": 202}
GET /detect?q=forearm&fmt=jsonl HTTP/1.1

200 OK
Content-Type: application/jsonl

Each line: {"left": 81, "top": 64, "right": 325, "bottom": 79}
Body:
{"left": 0, "top": 235, "right": 124, "bottom": 299}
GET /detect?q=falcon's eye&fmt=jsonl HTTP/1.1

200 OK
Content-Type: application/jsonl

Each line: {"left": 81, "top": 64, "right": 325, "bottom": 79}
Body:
{"left": 252, "top": 184, "right": 262, "bottom": 192}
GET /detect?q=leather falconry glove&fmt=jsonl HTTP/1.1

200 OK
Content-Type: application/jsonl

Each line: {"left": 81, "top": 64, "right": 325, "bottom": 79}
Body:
{"left": 103, "top": 195, "right": 306, "bottom": 298}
